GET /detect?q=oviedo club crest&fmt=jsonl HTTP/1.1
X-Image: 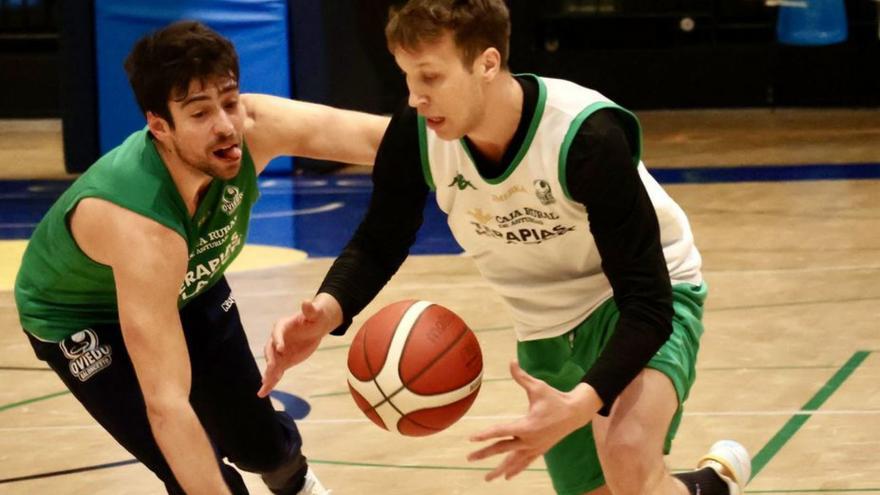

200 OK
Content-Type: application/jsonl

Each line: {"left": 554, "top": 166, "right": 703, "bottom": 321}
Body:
{"left": 534, "top": 179, "right": 555, "bottom": 205}
{"left": 221, "top": 185, "right": 244, "bottom": 215}
{"left": 60, "top": 329, "right": 112, "bottom": 382}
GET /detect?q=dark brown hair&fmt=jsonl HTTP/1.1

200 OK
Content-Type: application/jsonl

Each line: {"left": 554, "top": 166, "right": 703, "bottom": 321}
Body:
{"left": 124, "top": 21, "right": 239, "bottom": 126}
{"left": 385, "top": 0, "right": 510, "bottom": 70}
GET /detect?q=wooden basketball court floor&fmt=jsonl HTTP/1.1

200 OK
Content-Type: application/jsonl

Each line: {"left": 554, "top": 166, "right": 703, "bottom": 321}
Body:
{"left": 1, "top": 109, "right": 879, "bottom": 494}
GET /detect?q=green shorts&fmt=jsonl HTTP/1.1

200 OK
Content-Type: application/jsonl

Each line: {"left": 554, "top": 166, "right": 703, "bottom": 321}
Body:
{"left": 517, "top": 283, "right": 707, "bottom": 495}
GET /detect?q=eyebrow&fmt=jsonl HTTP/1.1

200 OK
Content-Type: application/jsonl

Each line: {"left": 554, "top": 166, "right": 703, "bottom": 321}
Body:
{"left": 180, "top": 82, "right": 239, "bottom": 108}
{"left": 181, "top": 95, "right": 210, "bottom": 108}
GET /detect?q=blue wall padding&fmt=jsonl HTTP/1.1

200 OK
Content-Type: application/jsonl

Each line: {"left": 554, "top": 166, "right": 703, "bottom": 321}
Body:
{"left": 94, "top": 0, "right": 293, "bottom": 173}
{"left": 777, "top": 0, "right": 848, "bottom": 46}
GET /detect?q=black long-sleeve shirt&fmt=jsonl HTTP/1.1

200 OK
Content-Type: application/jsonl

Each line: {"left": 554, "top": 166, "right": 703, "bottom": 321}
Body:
{"left": 319, "top": 76, "right": 673, "bottom": 416}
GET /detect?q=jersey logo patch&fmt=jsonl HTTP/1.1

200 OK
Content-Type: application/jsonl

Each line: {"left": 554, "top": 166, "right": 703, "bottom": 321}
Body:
{"left": 449, "top": 174, "right": 477, "bottom": 191}
{"left": 467, "top": 206, "right": 575, "bottom": 245}
{"left": 221, "top": 185, "right": 244, "bottom": 215}
{"left": 60, "top": 329, "right": 112, "bottom": 382}
{"left": 534, "top": 180, "right": 556, "bottom": 205}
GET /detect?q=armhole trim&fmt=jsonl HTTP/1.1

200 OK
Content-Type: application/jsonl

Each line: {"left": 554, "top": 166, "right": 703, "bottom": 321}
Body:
{"left": 417, "top": 116, "right": 436, "bottom": 191}
{"left": 240, "top": 139, "right": 261, "bottom": 201}
{"left": 558, "top": 102, "right": 643, "bottom": 201}
{"left": 64, "top": 191, "right": 188, "bottom": 241}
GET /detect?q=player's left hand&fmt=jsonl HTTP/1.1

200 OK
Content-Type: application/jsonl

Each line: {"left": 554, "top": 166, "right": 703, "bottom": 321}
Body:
{"left": 467, "top": 361, "right": 601, "bottom": 481}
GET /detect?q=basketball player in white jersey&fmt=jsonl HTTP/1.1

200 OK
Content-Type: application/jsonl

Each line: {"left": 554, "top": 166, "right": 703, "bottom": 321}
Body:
{"left": 259, "top": 1, "right": 751, "bottom": 494}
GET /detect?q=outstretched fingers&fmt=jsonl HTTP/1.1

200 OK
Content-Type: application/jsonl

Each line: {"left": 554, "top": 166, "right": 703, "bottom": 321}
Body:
{"left": 258, "top": 341, "right": 281, "bottom": 397}
{"left": 483, "top": 450, "right": 539, "bottom": 482}
{"left": 301, "top": 298, "right": 319, "bottom": 321}
{"left": 501, "top": 452, "right": 539, "bottom": 480}
{"left": 468, "top": 437, "right": 521, "bottom": 462}
{"left": 509, "top": 360, "right": 540, "bottom": 392}
{"left": 272, "top": 319, "right": 288, "bottom": 354}
{"left": 469, "top": 417, "right": 527, "bottom": 443}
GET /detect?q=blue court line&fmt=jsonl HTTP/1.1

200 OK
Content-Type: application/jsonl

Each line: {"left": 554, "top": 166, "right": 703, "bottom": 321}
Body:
{"left": 1, "top": 162, "right": 880, "bottom": 196}
{"left": 650, "top": 163, "right": 880, "bottom": 184}
{"left": 0, "top": 366, "right": 52, "bottom": 372}
{"left": 0, "top": 459, "right": 139, "bottom": 484}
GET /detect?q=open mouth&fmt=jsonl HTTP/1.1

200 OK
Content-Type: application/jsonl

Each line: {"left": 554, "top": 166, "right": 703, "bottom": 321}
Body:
{"left": 425, "top": 116, "right": 445, "bottom": 128}
{"left": 213, "top": 144, "right": 242, "bottom": 161}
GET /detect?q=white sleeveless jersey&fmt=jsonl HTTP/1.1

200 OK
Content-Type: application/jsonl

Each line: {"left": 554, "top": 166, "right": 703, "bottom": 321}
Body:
{"left": 419, "top": 75, "right": 702, "bottom": 341}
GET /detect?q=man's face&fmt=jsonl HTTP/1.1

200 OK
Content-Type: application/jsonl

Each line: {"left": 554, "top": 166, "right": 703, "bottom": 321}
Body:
{"left": 156, "top": 76, "right": 244, "bottom": 180}
{"left": 394, "top": 33, "right": 488, "bottom": 141}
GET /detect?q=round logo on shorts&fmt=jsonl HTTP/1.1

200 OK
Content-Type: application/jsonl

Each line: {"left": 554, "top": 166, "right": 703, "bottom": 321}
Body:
{"left": 60, "top": 329, "right": 113, "bottom": 382}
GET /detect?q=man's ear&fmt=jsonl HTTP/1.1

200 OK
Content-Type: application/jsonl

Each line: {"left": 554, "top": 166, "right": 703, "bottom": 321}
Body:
{"left": 476, "top": 47, "right": 502, "bottom": 81}
{"left": 147, "top": 111, "right": 172, "bottom": 140}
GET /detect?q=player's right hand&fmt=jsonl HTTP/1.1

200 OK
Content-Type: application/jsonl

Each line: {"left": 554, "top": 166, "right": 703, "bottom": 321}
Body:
{"left": 257, "top": 294, "right": 343, "bottom": 397}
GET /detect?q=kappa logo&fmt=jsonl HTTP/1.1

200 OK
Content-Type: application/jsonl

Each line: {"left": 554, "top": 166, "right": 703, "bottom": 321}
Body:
{"left": 534, "top": 180, "right": 556, "bottom": 205}
{"left": 60, "top": 329, "right": 112, "bottom": 382}
{"left": 221, "top": 185, "right": 244, "bottom": 215}
{"left": 448, "top": 174, "right": 477, "bottom": 191}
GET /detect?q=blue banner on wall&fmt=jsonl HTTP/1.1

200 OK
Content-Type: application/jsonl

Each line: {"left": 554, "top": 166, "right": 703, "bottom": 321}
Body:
{"left": 94, "top": 0, "right": 293, "bottom": 174}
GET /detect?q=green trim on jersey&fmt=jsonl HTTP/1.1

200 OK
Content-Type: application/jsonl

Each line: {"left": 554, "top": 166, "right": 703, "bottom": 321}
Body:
{"left": 417, "top": 115, "right": 436, "bottom": 191}
{"left": 417, "top": 74, "right": 548, "bottom": 189}
{"left": 558, "top": 102, "right": 643, "bottom": 201}
{"left": 14, "top": 128, "right": 258, "bottom": 342}
{"left": 459, "top": 73, "right": 548, "bottom": 186}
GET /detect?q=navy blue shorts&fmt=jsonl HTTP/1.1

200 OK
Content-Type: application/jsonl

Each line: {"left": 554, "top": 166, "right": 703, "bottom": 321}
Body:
{"left": 27, "top": 278, "right": 306, "bottom": 494}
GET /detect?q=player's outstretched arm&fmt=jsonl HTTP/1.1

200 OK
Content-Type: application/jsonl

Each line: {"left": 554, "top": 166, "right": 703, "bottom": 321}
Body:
{"left": 70, "top": 198, "right": 231, "bottom": 495}
{"left": 258, "top": 292, "right": 343, "bottom": 397}
{"left": 257, "top": 104, "right": 428, "bottom": 399}
{"left": 241, "top": 93, "right": 390, "bottom": 173}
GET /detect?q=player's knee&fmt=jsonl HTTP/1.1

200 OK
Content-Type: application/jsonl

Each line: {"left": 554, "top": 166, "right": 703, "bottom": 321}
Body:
{"left": 232, "top": 435, "right": 304, "bottom": 474}
{"left": 599, "top": 426, "right": 662, "bottom": 494}
{"left": 232, "top": 411, "right": 305, "bottom": 471}
{"left": 236, "top": 412, "right": 309, "bottom": 492}
{"left": 601, "top": 423, "right": 649, "bottom": 465}
{"left": 233, "top": 431, "right": 308, "bottom": 493}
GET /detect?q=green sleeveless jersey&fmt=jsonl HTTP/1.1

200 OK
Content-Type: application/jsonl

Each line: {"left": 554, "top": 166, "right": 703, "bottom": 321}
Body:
{"left": 14, "top": 129, "right": 259, "bottom": 342}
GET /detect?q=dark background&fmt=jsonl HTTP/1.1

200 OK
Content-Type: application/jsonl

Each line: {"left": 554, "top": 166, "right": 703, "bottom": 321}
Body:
{"left": 294, "top": 0, "right": 880, "bottom": 113}
{"left": 2, "top": 0, "right": 878, "bottom": 171}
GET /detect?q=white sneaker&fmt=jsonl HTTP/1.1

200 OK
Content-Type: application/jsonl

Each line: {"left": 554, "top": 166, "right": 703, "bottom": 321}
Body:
{"left": 698, "top": 440, "right": 752, "bottom": 495}
{"left": 296, "top": 468, "right": 331, "bottom": 495}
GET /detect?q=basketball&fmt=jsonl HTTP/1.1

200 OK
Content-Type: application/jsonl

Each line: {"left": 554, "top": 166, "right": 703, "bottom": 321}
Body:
{"left": 346, "top": 300, "right": 483, "bottom": 436}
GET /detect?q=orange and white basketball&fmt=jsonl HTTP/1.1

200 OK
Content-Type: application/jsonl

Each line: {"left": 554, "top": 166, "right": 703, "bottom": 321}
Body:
{"left": 347, "top": 300, "right": 483, "bottom": 436}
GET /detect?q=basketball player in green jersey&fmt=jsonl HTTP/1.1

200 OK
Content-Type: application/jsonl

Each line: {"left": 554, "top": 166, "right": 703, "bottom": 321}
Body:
{"left": 14, "top": 21, "right": 387, "bottom": 495}
{"left": 258, "top": 2, "right": 752, "bottom": 495}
